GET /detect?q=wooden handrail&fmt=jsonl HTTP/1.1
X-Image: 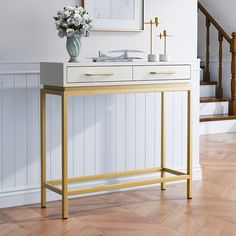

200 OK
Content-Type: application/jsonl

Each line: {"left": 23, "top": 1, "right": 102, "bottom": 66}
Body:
{"left": 198, "top": 2, "right": 231, "bottom": 43}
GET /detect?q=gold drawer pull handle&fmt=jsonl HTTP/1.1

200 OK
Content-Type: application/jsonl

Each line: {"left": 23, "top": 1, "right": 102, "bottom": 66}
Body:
{"left": 85, "top": 73, "right": 114, "bottom": 76}
{"left": 149, "top": 72, "right": 176, "bottom": 75}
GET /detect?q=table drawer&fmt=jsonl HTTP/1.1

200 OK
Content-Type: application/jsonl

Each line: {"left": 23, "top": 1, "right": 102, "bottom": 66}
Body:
{"left": 67, "top": 66, "right": 132, "bottom": 83}
{"left": 133, "top": 65, "right": 191, "bottom": 81}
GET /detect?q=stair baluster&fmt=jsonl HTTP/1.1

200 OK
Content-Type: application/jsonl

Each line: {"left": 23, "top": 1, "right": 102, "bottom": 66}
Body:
{"left": 217, "top": 32, "right": 223, "bottom": 98}
{"left": 205, "top": 18, "right": 211, "bottom": 83}
{"left": 230, "top": 33, "right": 236, "bottom": 115}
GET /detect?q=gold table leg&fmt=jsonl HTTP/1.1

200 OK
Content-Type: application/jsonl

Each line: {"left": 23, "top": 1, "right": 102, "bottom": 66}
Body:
{"left": 62, "top": 92, "right": 69, "bottom": 219}
{"left": 187, "top": 90, "right": 193, "bottom": 199}
{"left": 161, "top": 92, "right": 166, "bottom": 190}
{"left": 41, "top": 89, "right": 46, "bottom": 208}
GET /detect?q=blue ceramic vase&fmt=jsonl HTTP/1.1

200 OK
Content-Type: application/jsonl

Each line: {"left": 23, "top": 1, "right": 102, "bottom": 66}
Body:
{"left": 66, "top": 36, "right": 81, "bottom": 63}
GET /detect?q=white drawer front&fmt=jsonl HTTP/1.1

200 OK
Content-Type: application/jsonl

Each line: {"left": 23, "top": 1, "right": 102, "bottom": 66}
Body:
{"left": 67, "top": 66, "right": 132, "bottom": 83}
{"left": 133, "top": 65, "right": 191, "bottom": 81}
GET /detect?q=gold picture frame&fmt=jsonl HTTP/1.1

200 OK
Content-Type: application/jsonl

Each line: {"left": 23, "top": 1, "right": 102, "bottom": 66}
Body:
{"left": 82, "top": 0, "right": 144, "bottom": 32}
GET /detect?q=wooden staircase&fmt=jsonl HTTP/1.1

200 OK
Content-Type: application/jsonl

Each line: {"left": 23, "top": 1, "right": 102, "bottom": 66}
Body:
{"left": 198, "top": 3, "right": 236, "bottom": 123}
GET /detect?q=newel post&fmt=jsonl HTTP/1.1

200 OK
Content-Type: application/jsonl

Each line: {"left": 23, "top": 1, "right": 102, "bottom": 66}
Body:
{"left": 230, "top": 32, "right": 236, "bottom": 115}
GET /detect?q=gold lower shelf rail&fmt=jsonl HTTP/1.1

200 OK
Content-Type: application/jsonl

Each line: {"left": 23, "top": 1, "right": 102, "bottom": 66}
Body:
{"left": 45, "top": 168, "right": 189, "bottom": 196}
{"left": 68, "top": 175, "right": 190, "bottom": 196}
{"left": 47, "top": 167, "right": 162, "bottom": 186}
{"left": 45, "top": 183, "right": 62, "bottom": 195}
{"left": 163, "top": 168, "right": 187, "bottom": 176}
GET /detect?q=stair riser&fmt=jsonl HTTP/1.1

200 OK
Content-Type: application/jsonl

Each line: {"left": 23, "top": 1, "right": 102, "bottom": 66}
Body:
{"left": 200, "top": 102, "right": 229, "bottom": 116}
{"left": 200, "top": 120, "right": 236, "bottom": 135}
{"left": 200, "top": 85, "right": 216, "bottom": 98}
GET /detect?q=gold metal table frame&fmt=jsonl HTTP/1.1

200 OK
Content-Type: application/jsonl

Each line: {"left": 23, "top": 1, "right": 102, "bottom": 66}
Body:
{"left": 40, "top": 83, "right": 193, "bottom": 219}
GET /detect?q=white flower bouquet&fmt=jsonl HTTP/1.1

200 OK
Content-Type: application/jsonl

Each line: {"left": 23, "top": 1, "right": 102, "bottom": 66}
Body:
{"left": 54, "top": 6, "right": 93, "bottom": 38}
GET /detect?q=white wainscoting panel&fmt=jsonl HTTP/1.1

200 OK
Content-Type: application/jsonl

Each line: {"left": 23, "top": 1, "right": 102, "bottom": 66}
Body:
{"left": 42, "top": 92, "right": 188, "bottom": 179}
{"left": 0, "top": 62, "right": 201, "bottom": 208}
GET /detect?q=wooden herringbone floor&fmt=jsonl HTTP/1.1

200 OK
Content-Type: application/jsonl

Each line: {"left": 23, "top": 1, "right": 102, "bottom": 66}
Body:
{"left": 1, "top": 133, "right": 236, "bottom": 236}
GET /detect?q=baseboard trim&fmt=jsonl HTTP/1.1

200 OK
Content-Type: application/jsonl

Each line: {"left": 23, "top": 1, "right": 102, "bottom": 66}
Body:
{"left": 0, "top": 167, "right": 202, "bottom": 209}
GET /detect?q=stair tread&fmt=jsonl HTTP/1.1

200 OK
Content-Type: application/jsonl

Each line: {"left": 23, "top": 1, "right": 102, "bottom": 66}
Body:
{"left": 200, "top": 114, "right": 236, "bottom": 122}
{"left": 200, "top": 97, "right": 230, "bottom": 103}
{"left": 200, "top": 81, "right": 217, "bottom": 85}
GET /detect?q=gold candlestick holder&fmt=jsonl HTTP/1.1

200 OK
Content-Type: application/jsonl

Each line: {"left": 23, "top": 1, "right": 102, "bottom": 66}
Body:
{"left": 159, "top": 30, "right": 172, "bottom": 62}
{"left": 145, "top": 17, "right": 159, "bottom": 62}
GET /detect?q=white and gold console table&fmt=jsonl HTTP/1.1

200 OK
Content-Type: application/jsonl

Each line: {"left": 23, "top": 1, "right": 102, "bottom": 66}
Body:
{"left": 40, "top": 62, "right": 193, "bottom": 219}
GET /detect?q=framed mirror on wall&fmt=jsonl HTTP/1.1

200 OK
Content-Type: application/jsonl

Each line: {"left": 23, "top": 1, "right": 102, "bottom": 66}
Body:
{"left": 82, "top": 0, "right": 144, "bottom": 32}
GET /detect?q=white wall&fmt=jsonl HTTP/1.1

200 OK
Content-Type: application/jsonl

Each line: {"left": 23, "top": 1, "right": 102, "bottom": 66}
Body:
{"left": 1, "top": 0, "right": 197, "bottom": 61}
{"left": 0, "top": 0, "right": 200, "bottom": 208}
